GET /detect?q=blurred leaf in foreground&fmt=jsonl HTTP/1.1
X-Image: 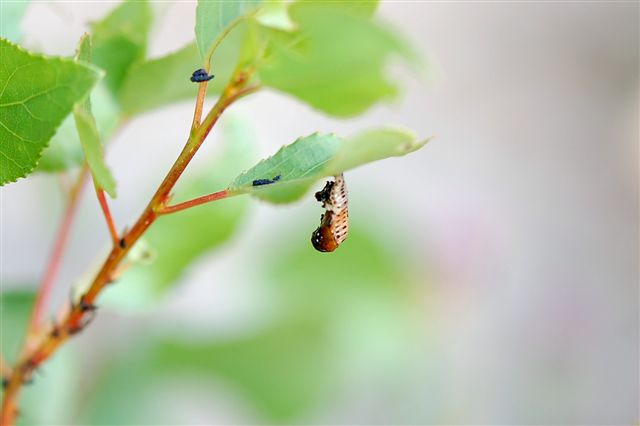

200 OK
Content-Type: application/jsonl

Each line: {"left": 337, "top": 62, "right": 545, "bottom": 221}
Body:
{"left": 229, "top": 128, "right": 429, "bottom": 203}
{"left": 73, "top": 34, "right": 117, "bottom": 197}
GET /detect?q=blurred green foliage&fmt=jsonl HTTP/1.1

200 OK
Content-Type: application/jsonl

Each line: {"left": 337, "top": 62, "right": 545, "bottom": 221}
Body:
{"left": 77, "top": 221, "right": 421, "bottom": 424}
{"left": 73, "top": 34, "right": 117, "bottom": 197}
{"left": 2, "top": 0, "right": 429, "bottom": 423}
{"left": 257, "top": 1, "right": 416, "bottom": 116}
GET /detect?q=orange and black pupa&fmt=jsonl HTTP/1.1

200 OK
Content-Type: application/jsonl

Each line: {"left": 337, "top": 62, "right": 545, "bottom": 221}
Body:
{"left": 311, "top": 173, "right": 349, "bottom": 252}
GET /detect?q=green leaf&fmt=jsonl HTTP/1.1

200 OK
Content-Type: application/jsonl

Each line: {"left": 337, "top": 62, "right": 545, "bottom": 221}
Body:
{"left": 0, "top": 0, "right": 30, "bottom": 42}
{"left": 258, "top": 1, "right": 417, "bottom": 117}
{"left": 73, "top": 107, "right": 116, "bottom": 197}
{"left": 328, "top": 127, "right": 428, "bottom": 172}
{"left": 72, "top": 34, "right": 117, "bottom": 197}
{"left": 101, "top": 118, "right": 256, "bottom": 310}
{"left": 91, "top": 0, "right": 152, "bottom": 93}
{"left": 0, "top": 39, "right": 102, "bottom": 185}
{"left": 38, "top": 82, "right": 119, "bottom": 172}
{"left": 195, "top": 0, "right": 261, "bottom": 68}
{"left": 38, "top": 34, "right": 119, "bottom": 173}
{"left": 229, "top": 128, "right": 429, "bottom": 203}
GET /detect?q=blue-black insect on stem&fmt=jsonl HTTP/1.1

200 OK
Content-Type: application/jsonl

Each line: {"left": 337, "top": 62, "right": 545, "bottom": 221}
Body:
{"left": 190, "top": 68, "right": 214, "bottom": 83}
{"left": 252, "top": 175, "right": 281, "bottom": 186}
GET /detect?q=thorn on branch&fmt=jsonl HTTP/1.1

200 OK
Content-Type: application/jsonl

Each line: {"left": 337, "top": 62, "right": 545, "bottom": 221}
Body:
{"left": 78, "top": 295, "right": 97, "bottom": 313}
{"left": 21, "top": 373, "right": 34, "bottom": 386}
{"left": 50, "top": 324, "right": 61, "bottom": 339}
{"left": 68, "top": 310, "right": 96, "bottom": 336}
{"left": 23, "top": 359, "right": 39, "bottom": 383}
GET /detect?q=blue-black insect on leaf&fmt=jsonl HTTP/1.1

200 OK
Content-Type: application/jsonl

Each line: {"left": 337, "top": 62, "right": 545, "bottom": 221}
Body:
{"left": 252, "top": 175, "right": 281, "bottom": 186}
{"left": 190, "top": 68, "right": 214, "bottom": 83}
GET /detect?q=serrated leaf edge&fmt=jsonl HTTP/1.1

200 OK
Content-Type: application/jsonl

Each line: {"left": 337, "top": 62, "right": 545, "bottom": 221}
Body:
{"left": 0, "top": 38, "right": 105, "bottom": 185}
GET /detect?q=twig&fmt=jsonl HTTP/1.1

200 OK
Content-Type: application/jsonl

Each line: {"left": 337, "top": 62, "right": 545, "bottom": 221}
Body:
{"left": 0, "top": 71, "right": 254, "bottom": 426}
{"left": 94, "top": 186, "right": 119, "bottom": 247}
{"left": 191, "top": 80, "right": 209, "bottom": 131}
{"left": 156, "top": 189, "right": 231, "bottom": 215}
{"left": 27, "top": 164, "right": 89, "bottom": 337}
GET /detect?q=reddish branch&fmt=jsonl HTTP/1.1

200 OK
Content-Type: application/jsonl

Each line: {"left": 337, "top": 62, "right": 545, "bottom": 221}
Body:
{"left": 94, "top": 187, "right": 119, "bottom": 246}
{"left": 0, "top": 72, "right": 258, "bottom": 425}
{"left": 27, "top": 164, "right": 89, "bottom": 336}
{"left": 191, "top": 80, "right": 209, "bottom": 130}
{"left": 156, "top": 189, "right": 231, "bottom": 215}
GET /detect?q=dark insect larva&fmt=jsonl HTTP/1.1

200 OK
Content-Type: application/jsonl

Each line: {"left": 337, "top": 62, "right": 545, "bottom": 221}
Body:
{"left": 311, "top": 173, "right": 349, "bottom": 252}
{"left": 190, "top": 68, "right": 214, "bottom": 83}
{"left": 252, "top": 175, "right": 281, "bottom": 186}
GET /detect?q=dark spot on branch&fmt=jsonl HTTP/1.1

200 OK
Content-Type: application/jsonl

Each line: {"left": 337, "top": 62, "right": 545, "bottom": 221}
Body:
{"left": 78, "top": 296, "right": 97, "bottom": 313}
{"left": 190, "top": 68, "right": 214, "bottom": 83}
{"left": 2, "top": 377, "right": 8, "bottom": 389}
{"left": 68, "top": 310, "right": 96, "bottom": 335}
{"left": 119, "top": 238, "right": 127, "bottom": 249}
{"left": 50, "top": 325, "right": 61, "bottom": 339}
